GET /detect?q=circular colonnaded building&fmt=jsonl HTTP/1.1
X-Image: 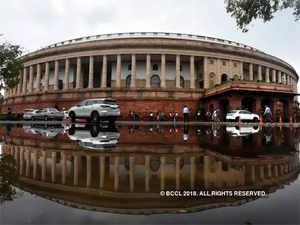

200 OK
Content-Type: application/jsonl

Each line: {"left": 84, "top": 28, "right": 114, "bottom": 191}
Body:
{"left": 3, "top": 32, "right": 299, "bottom": 120}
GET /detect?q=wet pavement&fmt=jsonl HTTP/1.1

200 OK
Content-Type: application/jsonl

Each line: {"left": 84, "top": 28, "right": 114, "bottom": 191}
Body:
{"left": 0, "top": 122, "right": 299, "bottom": 224}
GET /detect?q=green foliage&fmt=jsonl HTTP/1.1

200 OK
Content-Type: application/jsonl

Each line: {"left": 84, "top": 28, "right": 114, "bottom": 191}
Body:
{"left": 0, "top": 154, "right": 18, "bottom": 204}
{"left": 225, "top": 0, "right": 300, "bottom": 32}
{"left": 0, "top": 42, "right": 23, "bottom": 90}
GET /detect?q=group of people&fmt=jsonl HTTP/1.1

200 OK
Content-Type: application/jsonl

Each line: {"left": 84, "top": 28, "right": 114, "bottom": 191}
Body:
{"left": 129, "top": 105, "right": 273, "bottom": 122}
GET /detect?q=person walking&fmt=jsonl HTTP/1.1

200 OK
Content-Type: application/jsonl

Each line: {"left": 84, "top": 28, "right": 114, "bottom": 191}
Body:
{"left": 183, "top": 105, "right": 190, "bottom": 123}
{"left": 263, "top": 105, "right": 272, "bottom": 122}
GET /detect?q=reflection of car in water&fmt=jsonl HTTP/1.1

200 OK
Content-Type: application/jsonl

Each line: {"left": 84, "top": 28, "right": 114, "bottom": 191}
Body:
{"left": 67, "top": 124, "right": 120, "bottom": 150}
{"left": 23, "top": 124, "right": 63, "bottom": 138}
{"left": 226, "top": 126, "right": 259, "bottom": 136}
{"left": 226, "top": 110, "right": 260, "bottom": 122}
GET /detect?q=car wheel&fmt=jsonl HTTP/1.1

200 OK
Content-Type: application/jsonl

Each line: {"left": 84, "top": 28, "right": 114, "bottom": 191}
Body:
{"left": 235, "top": 117, "right": 239, "bottom": 122}
{"left": 69, "top": 111, "right": 76, "bottom": 123}
{"left": 91, "top": 111, "right": 100, "bottom": 123}
{"left": 90, "top": 125, "right": 99, "bottom": 137}
{"left": 253, "top": 117, "right": 259, "bottom": 122}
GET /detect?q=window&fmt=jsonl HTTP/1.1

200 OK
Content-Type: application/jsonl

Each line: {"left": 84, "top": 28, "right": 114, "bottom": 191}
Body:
{"left": 152, "top": 64, "right": 158, "bottom": 71}
{"left": 128, "top": 64, "right": 131, "bottom": 71}
{"left": 209, "top": 59, "right": 214, "bottom": 64}
{"left": 180, "top": 65, "right": 183, "bottom": 71}
{"left": 222, "top": 61, "right": 226, "bottom": 66}
{"left": 150, "top": 75, "right": 160, "bottom": 88}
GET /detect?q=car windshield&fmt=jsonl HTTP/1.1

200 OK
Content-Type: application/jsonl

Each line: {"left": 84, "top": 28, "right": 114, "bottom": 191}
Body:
{"left": 229, "top": 110, "right": 237, "bottom": 113}
{"left": 103, "top": 100, "right": 117, "bottom": 105}
{"left": 24, "top": 109, "right": 34, "bottom": 113}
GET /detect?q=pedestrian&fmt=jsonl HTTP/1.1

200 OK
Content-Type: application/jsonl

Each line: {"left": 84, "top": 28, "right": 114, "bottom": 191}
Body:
{"left": 263, "top": 105, "right": 272, "bottom": 122}
{"left": 183, "top": 105, "right": 189, "bottom": 123}
{"left": 174, "top": 112, "right": 179, "bottom": 122}
{"left": 168, "top": 112, "right": 174, "bottom": 121}
{"left": 195, "top": 110, "right": 201, "bottom": 120}
{"left": 206, "top": 111, "right": 211, "bottom": 121}
{"left": 149, "top": 111, "right": 154, "bottom": 121}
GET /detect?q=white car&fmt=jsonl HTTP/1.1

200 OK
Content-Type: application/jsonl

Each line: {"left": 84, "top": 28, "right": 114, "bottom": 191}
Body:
{"left": 226, "top": 110, "right": 259, "bottom": 122}
{"left": 68, "top": 98, "right": 120, "bottom": 123}
{"left": 23, "top": 109, "right": 39, "bottom": 120}
{"left": 67, "top": 124, "right": 120, "bottom": 150}
{"left": 226, "top": 126, "right": 259, "bottom": 136}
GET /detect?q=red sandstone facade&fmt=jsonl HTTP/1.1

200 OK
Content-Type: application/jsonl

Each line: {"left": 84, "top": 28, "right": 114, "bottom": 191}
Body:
{"left": 2, "top": 32, "right": 298, "bottom": 121}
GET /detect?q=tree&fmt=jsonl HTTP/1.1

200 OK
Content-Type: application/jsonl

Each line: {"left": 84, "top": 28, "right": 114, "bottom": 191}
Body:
{"left": 225, "top": 0, "right": 300, "bottom": 32}
{"left": 0, "top": 42, "right": 23, "bottom": 91}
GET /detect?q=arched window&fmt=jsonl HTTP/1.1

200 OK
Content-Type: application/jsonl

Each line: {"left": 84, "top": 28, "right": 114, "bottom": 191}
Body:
{"left": 180, "top": 76, "right": 185, "bottom": 88}
{"left": 126, "top": 75, "right": 131, "bottom": 88}
{"left": 152, "top": 64, "right": 158, "bottom": 71}
{"left": 233, "top": 74, "right": 239, "bottom": 81}
{"left": 128, "top": 64, "right": 131, "bottom": 71}
{"left": 150, "top": 74, "right": 160, "bottom": 88}
{"left": 221, "top": 73, "right": 228, "bottom": 83}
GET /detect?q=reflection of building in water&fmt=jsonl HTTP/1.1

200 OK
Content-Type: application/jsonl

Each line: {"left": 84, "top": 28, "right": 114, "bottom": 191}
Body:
{"left": 1, "top": 139, "right": 299, "bottom": 214}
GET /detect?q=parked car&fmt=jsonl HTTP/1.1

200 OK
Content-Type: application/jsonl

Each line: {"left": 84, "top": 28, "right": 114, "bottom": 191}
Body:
{"left": 23, "top": 109, "right": 39, "bottom": 120}
{"left": 67, "top": 124, "right": 120, "bottom": 150}
{"left": 32, "top": 108, "right": 64, "bottom": 121}
{"left": 226, "top": 110, "right": 259, "bottom": 122}
{"left": 68, "top": 98, "right": 120, "bottom": 123}
{"left": 226, "top": 125, "right": 259, "bottom": 136}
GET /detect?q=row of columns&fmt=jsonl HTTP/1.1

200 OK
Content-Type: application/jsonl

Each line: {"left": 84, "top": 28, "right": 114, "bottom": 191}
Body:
{"left": 247, "top": 63, "right": 295, "bottom": 85}
{"left": 4, "top": 145, "right": 299, "bottom": 192}
{"left": 11, "top": 54, "right": 196, "bottom": 97}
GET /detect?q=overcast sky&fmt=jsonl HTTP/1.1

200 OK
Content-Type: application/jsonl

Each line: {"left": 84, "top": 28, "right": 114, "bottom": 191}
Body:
{"left": 1, "top": 0, "right": 299, "bottom": 90}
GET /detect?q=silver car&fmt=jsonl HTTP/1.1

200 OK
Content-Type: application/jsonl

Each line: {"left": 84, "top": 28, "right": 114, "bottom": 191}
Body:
{"left": 32, "top": 108, "right": 64, "bottom": 121}
{"left": 68, "top": 98, "right": 120, "bottom": 123}
{"left": 23, "top": 109, "right": 39, "bottom": 120}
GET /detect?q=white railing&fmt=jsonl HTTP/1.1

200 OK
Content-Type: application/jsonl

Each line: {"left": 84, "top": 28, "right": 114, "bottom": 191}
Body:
{"left": 43, "top": 32, "right": 260, "bottom": 52}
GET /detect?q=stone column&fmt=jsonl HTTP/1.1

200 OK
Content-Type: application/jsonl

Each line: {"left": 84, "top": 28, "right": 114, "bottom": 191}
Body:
{"left": 101, "top": 55, "right": 107, "bottom": 88}
{"left": 160, "top": 156, "right": 166, "bottom": 190}
{"left": 129, "top": 156, "right": 135, "bottom": 192}
{"left": 113, "top": 156, "right": 119, "bottom": 191}
{"left": 29, "top": 65, "right": 33, "bottom": 93}
{"left": 278, "top": 71, "right": 282, "bottom": 83}
{"left": 240, "top": 61, "right": 244, "bottom": 80}
{"left": 130, "top": 54, "right": 136, "bottom": 88}
{"left": 161, "top": 54, "right": 166, "bottom": 88}
{"left": 22, "top": 67, "right": 27, "bottom": 94}
{"left": 258, "top": 65, "right": 262, "bottom": 81}
{"left": 54, "top": 61, "right": 59, "bottom": 90}
{"left": 76, "top": 57, "right": 81, "bottom": 89}
{"left": 33, "top": 152, "right": 38, "bottom": 179}
{"left": 44, "top": 62, "right": 49, "bottom": 91}
{"left": 190, "top": 156, "right": 195, "bottom": 189}
{"left": 20, "top": 149, "right": 24, "bottom": 176}
{"left": 64, "top": 58, "right": 69, "bottom": 90}
{"left": 17, "top": 71, "right": 23, "bottom": 95}
{"left": 272, "top": 69, "right": 276, "bottom": 83}
{"left": 145, "top": 54, "right": 151, "bottom": 88}
{"left": 74, "top": 155, "right": 79, "bottom": 186}
{"left": 249, "top": 63, "right": 253, "bottom": 81}
{"left": 61, "top": 152, "right": 67, "bottom": 185}
{"left": 99, "top": 156, "right": 105, "bottom": 189}
{"left": 116, "top": 54, "right": 121, "bottom": 88}
{"left": 86, "top": 155, "right": 92, "bottom": 187}
{"left": 41, "top": 151, "right": 46, "bottom": 181}
{"left": 176, "top": 157, "right": 181, "bottom": 190}
{"left": 51, "top": 152, "right": 56, "bottom": 183}
{"left": 25, "top": 151, "right": 30, "bottom": 177}
{"left": 203, "top": 57, "right": 209, "bottom": 89}
{"left": 88, "top": 56, "right": 94, "bottom": 89}
{"left": 190, "top": 56, "right": 195, "bottom": 89}
{"left": 176, "top": 55, "right": 181, "bottom": 88}
{"left": 266, "top": 67, "right": 270, "bottom": 83}
{"left": 145, "top": 155, "right": 150, "bottom": 192}
{"left": 36, "top": 64, "right": 41, "bottom": 92}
